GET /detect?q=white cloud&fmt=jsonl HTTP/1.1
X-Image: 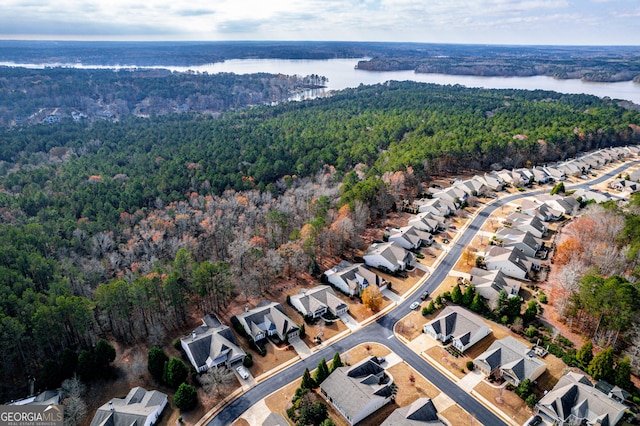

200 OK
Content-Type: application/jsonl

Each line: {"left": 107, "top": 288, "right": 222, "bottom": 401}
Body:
{"left": 0, "top": 0, "right": 637, "bottom": 44}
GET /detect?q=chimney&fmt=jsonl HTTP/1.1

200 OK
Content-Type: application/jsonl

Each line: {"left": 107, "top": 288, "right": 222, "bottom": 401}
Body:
{"left": 192, "top": 331, "right": 196, "bottom": 340}
{"left": 109, "top": 401, "right": 114, "bottom": 411}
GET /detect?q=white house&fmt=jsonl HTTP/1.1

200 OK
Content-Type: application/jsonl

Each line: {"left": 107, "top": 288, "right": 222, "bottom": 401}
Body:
{"left": 290, "top": 285, "right": 349, "bottom": 318}
{"left": 474, "top": 336, "right": 546, "bottom": 386}
{"left": 481, "top": 173, "right": 503, "bottom": 191}
{"left": 495, "top": 227, "right": 542, "bottom": 258}
{"left": 89, "top": 387, "right": 168, "bottom": 426}
{"left": 388, "top": 225, "right": 433, "bottom": 250}
{"left": 324, "top": 261, "right": 387, "bottom": 296}
{"left": 181, "top": 314, "right": 246, "bottom": 372}
{"left": 531, "top": 167, "right": 551, "bottom": 184}
{"left": 234, "top": 301, "right": 299, "bottom": 342}
{"left": 364, "top": 241, "right": 416, "bottom": 272}
{"left": 412, "top": 198, "right": 451, "bottom": 216}
{"left": 469, "top": 268, "right": 521, "bottom": 310}
{"left": 484, "top": 246, "right": 537, "bottom": 280}
{"left": 423, "top": 306, "right": 492, "bottom": 353}
{"left": 504, "top": 212, "right": 548, "bottom": 238}
{"left": 408, "top": 211, "right": 445, "bottom": 233}
{"left": 536, "top": 372, "right": 627, "bottom": 426}
{"left": 320, "top": 357, "right": 395, "bottom": 425}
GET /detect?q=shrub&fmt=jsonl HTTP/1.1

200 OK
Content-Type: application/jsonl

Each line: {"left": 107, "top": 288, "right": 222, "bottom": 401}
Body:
{"left": 174, "top": 383, "right": 198, "bottom": 411}
{"left": 243, "top": 355, "right": 253, "bottom": 368}
{"left": 525, "top": 393, "right": 538, "bottom": 408}
{"left": 173, "top": 338, "right": 182, "bottom": 350}
{"left": 525, "top": 325, "right": 538, "bottom": 338}
{"left": 466, "top": 361, "right": 475, "bottom": 371}
{"left": 163, "top": 358, "right": 189, "bottom": 388}
{"left": 539, "top": 293, "right": 548, "bottom": 304}
{"left": 148, "top": 347, "right": 169, "bottom": 382}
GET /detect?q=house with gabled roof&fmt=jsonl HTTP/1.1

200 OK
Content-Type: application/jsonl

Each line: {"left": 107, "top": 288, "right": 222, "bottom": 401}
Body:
{"left": 89, "top": 387, "right": 168, "bottom": 426}
{"left": 409, "top": 211, "right": 445, "bottom": 233}
{"left": 9, "top": 390, "right": 60, "bottom": 406}
{"left": 504, "top": 212, "right": 548, "bottom": 238}
{"left": 532, "top": 167, "right": 551, "bottom": 184}
{"left": 181, "top": 314, "right": 246, "bottom": 372}
{"left": 324, "top": 261, "right": 387, "bottom": 296}
{"left": 481, "top": 173, "right": 503, "bottom": 191}
{"left": 536, "top": 372, "right": 627, "bottom": 426}
{"left": 320, "top": 357, "right": 396, "bottom": 425}
{"left": 388, "top": 225, "right": 433, "bottom": 250}
{"left": 543, "top": 166, "right": 567, "bottom": 181}
{"left": 573, "top": 188, "right": 611, "bottom": 204}
{"left": 234, "top": 301, "right": 299, "bottom": 343}
{"left": 485, "top": 245, "right": 539, "bottom": 280}
{"left": 469, "top": 267, "right": 521, "bottom": 310}
{"left": 412, "top": 198, "right": 451, "bottom": 216}
{"left": 423, "top": 306, "right": 492, "bottom": 353}
{"left": 474, "top": 336, "right": 546, "bottom": 386}
{"left": 364, "top": 241, "right": 416, "bottom": 273}
{"left": 380, "top": 398, "right": 445, "bottom": 425}
{"left": 496, "top": 227, "right": 542, "bottom": 258}
{"left": 290, "top": 285, "right": 349, "bottom": 319}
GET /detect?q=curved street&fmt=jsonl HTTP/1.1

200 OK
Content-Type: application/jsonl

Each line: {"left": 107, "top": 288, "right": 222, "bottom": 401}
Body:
{"left": 209, "top": 159, "right": 637, "bottom": 426}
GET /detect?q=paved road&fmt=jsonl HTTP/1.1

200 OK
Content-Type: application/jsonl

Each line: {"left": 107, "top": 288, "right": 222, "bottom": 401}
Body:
{"left": 209, "top": 160, "right": 637, "bottom": 426}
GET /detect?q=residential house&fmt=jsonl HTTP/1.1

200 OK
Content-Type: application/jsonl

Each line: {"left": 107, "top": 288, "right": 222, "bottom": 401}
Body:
{"left": 89, "top": 387, "right": 168, "bottom": 426}
{"left": 412, "top": 198, "right": 451, "bottom": 216}
{"left": 481, "top": 173, "right": 503, "bottom": 191}
{"left": 512, "top": 169, "right": 532, "bottom": 186}
{"left": 388, "top": 225, "right": 433, "bottom": 250}
{"left": 558, "top": 162, "right": 581, "bottom": 177}
{"left": 519, "top": 199, "right": 563, "bottom": 222}
{"left": 532, "top": 167, "right": 551, "bottom": 184}
{"left": 380, "top": 398, "right": 445, "bottom": 425}
{"left": 456, "top": 177, "right": 489, "bottom": 196}
{"left": 534, "top": 194, "right": 579, "bottom": 216}
{"left": 364, "top": 242, "right": 416, "bottom": 273}
{"left": 495, "top": 227, "right": 542, "bottom": 258}
{"left": 234, "top": 301, "right": 299, "bottom": 343}
{"left": 495, "top": 170, "right": 515, "bottom": 185}
{"left": 409, "top": 211, "right": 445, "bottom": 233}
{"left": 536, "top": 372, "right": 627, "bottom": 426}
{"left": 9, "top": 390, "right": 60, "bottom": 406}
{"left": 484, "top": 246, "right": 539, "bottom": 280}
{"left": 290, "top": 285, "right": 349, "bottom": 319}
{"left": 573, "top": 188, "right": 611, "bottom": 204}
{"left": 504, "top": 212, "right": 548, "bottom": 238}
{"left": 423, "top": 306, "right": 492, "bottom": 353}
{"left": 181, "top": 314, "right": 246, "bottom": 372}
{"left": 320, "top": 357, "right": 396, "bottom": 425}
{"left": 543, "top": 166, "right": 566, "bottom": 181}
{"left": 324, "top": 261, "right": 387, "bottom": 296}
{"left": 609, "top": 179, "right": 639, "bottom": 193}
{"left": 469, "top": 268, "right": 521, "bottom": 310}
{"left": 474, "top": 336, "right": 546, "bottom": 386}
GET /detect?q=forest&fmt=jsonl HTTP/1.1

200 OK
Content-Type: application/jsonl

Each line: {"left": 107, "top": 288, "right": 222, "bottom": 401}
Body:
{"left": 0, "top": 67, "right": 317, "bottom": 127}
{"left": 1, "top": 81, "right": 640, "bottom": 401}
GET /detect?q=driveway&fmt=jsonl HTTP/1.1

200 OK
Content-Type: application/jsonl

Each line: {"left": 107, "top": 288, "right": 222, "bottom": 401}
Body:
{"left": 339, "top": 312, "right": 361, "bottom": 331}
{"left": 288, "top": 336, "right": 312, "bottom": 359}
{"left": 382, "top": 288, "right": 402, "bottom": 303}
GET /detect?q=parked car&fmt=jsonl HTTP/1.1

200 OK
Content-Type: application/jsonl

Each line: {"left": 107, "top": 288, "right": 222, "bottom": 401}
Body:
{"left": 420, "top": 291, "right": 429, "bottom": 300}
{"left": 236, "top": 365, "right": 250, "bottom": 380}
{"left": 410, "top": 301, "right": 420, "bottom": 310}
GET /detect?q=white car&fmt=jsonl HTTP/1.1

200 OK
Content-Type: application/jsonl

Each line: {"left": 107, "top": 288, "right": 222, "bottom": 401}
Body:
{"left": 236, "top": 365, "right": 250, "bottom": 380}
{"left": 410, "top": 301, "right": 420, "bottom": 310}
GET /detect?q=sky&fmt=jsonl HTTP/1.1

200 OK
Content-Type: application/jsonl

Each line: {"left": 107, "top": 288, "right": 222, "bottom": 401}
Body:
{"left": 1, "top": 0, "right": 639, "bottom": 45}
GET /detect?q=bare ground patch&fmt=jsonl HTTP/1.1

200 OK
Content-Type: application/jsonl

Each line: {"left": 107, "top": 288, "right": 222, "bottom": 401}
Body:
{"left": 474, "top": 380, "right": 532, "bottom": 425}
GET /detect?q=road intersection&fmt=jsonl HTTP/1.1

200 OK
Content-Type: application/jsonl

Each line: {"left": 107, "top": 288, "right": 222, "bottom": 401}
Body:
{"left": 207, "top": 160, "right": 638, "bottom": 426}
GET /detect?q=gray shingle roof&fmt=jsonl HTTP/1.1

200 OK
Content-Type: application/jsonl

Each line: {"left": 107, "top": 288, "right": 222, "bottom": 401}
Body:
{"left": 474, "top": 336, "right": 545, "bottom": 383}
{"left": 381, "top": 398, "right": 444, "bottom": 425}
{"left": 181, "top": 314, "right": 245, "bottom": 370}
{"left": 89, "top": 387, "right": 167, "bottom": 426}
{"left": 537, "top": 372, "right": 626, "bottom": 426}
{"left": 320, "top": 357, "right": 394, "bottom": 423}
{"left": 235, "top": 301, "right": 298, "bottom": 340}
{"left": 425, "top": 306, "right": 486, "bottom": 344}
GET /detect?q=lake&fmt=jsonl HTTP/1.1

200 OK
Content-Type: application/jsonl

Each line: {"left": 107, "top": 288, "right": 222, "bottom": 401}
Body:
{"left": 2, "top": 58, "right": 640, "bottom": 104}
